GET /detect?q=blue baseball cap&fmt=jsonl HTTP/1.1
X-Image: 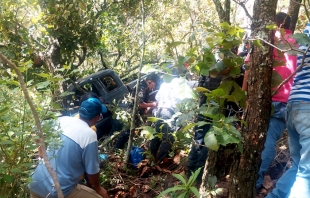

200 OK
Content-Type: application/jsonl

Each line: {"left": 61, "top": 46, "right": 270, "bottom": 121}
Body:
{"left": 79, "top": 98, "right": 107, "bottom": 119}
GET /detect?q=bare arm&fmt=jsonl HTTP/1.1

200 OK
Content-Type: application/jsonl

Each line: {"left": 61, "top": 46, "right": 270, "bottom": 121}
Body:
{"left": 139, "top": 102, "right": 157, "bottom": 109}
{"left": 88, "top": 172, "right": 109, "bottom": 198}
{"left": 242, "top": 70, "right": 249, "bottom": 91}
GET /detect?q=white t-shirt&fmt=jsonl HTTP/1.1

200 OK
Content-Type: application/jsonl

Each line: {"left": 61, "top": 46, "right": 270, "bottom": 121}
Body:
{"left": 156, "top": 77, "right": 194, "bottom": 111}
{"left": 29, "top": 116, "right": 99, "bottom": 197}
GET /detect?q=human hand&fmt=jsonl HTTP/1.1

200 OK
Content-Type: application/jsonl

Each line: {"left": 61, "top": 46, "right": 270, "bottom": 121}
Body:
{"left": 96, "top": 187, "right": 109, "bottom": 198}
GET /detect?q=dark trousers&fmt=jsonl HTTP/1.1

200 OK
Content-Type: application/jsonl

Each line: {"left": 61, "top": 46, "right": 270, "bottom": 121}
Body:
{"left": 187, "top": 114, "right": 212, "bottom": 184}
{"left": 150, "top": 108, "right": 175, "bottom": 162}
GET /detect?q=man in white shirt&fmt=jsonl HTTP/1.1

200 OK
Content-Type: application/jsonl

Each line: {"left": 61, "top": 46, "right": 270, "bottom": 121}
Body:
{"left": 150, "top": 77, "right": 194, "bottom": 162}
{"left": 29, "top": 98, "right": 109, "bottom": 198}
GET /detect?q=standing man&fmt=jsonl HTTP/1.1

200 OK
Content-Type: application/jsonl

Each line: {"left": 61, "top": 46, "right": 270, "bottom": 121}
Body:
{"left": 247, "top": 12, "right": 297, "bottom": 193}
{"left": 29, "top": 98, "right": 109, "bottom": 198}
{"left": 266, "top": 22, "right": 310, "bottom": 198}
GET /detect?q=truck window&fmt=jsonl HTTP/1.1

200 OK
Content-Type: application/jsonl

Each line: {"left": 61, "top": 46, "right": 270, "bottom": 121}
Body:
{"left": 101, "top": 75, "right": 118, "bottom": 92}
{"left": 67, "top": 83, "right": 100, "bottom": 108}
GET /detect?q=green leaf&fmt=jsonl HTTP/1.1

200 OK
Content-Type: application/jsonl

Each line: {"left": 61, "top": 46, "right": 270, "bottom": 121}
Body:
{"left": 2, "top": 175, "right": 14, "bottom": 183}
{"left": 0, "top": 80, "right": 19, "bottom": 86}
{"left": 271, "top": 70, "right": 283, "bottom": 88}
{"left": 182, "top": 123, "right": 196, "bottom": 133}
{"left": 178, "top": 191, "right": 188, "bottom": 198}
{"left": 204, "top": 131, "right": 219, "bottom": 151}
{"left": 173, "top": 174, "right": 187, "bottom": 185}
{"left": 188, "top": 167, "right": 201, "bottom": 186}
{"left": 59, "top": 91, "right": 75, "bottom": 97}
{"left": 157, "top": 185, "right": 186, "bottom": 198}
{"left": 220, "top": 22, "right": 230, "bottom": 30}
{"left": 189, "top": 186, "right": 200, "bottom": 198}
{"left": 209, "top": 61, "right": 225, "bottom": 72}
{"left": 36, "top": 73, "right": 51, "bottom": 78}
{"left": 253, "top": 39, "right": 262, "bottom": 47}
{"left": 266, "top": 24, "right": 277, "bottom": 30}
{"left": 10, "top": 168, "right": 23, "bottom": 173}
{"left": 147, "top": 117, "right": 159, "bottom": 122}
{"left": 223, "top": 116, "right": 238, "bottom": 124}
{"left": 0, "top": 107, "right": 9, "bottom": 115}
{"left": 139, "top": 126, "right": 157, "bottom": 140}
{"left": 36, "top": 81, "right": 50, "bottom": 89}
{"left": 207, "top": 175, "right": 217, "bottom": 188}
{"left": 292, "top": 33, "right": 310, "bottom": 46}
{"left": 217, "top": 129, "right": 240, "bottom": 145}
{"left": 196, "top": 121, "right": 210, "bottom": 127}
{"left": 195, "top": 87, "right": 210, "bottom": 93}
{"left": 51, "top": 102, "right": 62, "bottom": 110}
{"left": 0, "top": 140, "right": 13, "bottom": 145}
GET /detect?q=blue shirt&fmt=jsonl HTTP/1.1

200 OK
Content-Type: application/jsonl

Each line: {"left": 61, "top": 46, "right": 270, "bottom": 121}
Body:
{"left": 29, "top": 116, "right": 100, "bottom": 197}
{"left": 289, "top": 22, "right": 310, "bottom": 102}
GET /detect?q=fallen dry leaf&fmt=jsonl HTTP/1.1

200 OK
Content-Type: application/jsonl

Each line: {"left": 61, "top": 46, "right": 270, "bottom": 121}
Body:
{"left": 142, "top": 185, "right": 151, "bottom": 193}
{"left": 129, "top": 186, "right": 137, "bottom": 197}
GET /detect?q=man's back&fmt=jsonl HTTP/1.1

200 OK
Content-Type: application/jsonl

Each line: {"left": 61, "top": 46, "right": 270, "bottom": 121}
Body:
{"left": 29, "top": 116, "right": 99, "bottom": 197}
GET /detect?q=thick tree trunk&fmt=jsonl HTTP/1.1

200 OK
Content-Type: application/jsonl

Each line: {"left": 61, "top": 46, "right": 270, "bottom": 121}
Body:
{"left": 288, "top": 0, "right": 302, "bottom": 33}
{"left": 228, "top": 0, "right": 277, "bottom": 197}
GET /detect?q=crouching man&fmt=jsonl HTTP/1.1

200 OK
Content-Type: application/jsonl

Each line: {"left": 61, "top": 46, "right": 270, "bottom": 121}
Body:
{"left": 29, "top": 98, "right": 109, "bottom": 198}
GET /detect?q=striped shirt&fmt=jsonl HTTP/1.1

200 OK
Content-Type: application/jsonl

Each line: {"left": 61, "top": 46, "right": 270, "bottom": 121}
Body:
{"left": 288, "top": 22, "right": 310, "bottom": 102}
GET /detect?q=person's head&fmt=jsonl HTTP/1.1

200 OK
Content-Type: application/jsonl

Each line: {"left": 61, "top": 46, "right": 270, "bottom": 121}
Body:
{"left": 145, "top": 74, "right": 158, "bottom": 90}
{"left": 78, "top": 98, "right": 107, "bottom": 126}
{"left": 79, "top": 92, "right": 100, "bottom": 106}
{"left": 275, "top": 12, "right": 291, "bottom": 29}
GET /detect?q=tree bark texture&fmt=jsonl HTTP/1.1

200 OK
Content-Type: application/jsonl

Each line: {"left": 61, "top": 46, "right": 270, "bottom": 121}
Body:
{"left": 228, "top": 0, "right": 277, "bottom": 197}
{"left": 212, "top": 0, "right": 231, "bottom": 24}
{"left": 288, "top": 0, "right": 302, "bottom": 33}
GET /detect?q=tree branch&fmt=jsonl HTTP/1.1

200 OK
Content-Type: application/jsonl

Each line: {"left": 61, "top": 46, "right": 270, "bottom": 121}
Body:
{"left": 124, "top": 0, "right": 146, "bottom": 166}
{"left": 232, "top": 0, "right": 253, "bottom": 21}
{"left": 113, "top": 39, "right": 122, "bottom": 68}
{"left": 0, "top": 52, "right": 64, "bottom": 198}
{"left": 253, "top": 36, "right": 302, "bottom": 54}
{"left": 73, "top": 47, "right": 87, "bottom": 67}
{"left": 98, "top": 51, "right": 108, "bottom": 69}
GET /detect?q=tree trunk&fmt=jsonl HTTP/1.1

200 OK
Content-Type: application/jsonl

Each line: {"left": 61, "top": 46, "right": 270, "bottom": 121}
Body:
{"left": 213, "top": 0, "right": 231, "bottom": 24}
{"left": 228, "top": 0, "right": 277, "bottom": 197}
{"left": 288, "top": 0, "right": 302, "bottom": 33}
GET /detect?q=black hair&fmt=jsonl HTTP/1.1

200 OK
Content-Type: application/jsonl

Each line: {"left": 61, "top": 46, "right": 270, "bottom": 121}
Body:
{"left": 145, "top": 73, "right": 159, "bottom": 83}
{"left": 276, "top": 12, "right": 291, "bottom": 29}
{"left": 79, "top": 92, "right": 99, "bottom": 106}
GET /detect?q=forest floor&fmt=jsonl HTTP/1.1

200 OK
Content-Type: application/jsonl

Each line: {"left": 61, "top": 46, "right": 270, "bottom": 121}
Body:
{"left": 99, "top": 131, "right": 290, "bottom": 198}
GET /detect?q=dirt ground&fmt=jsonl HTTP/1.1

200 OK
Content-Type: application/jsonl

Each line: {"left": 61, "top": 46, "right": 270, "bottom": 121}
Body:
{"left": 99, "top": 132, "right": 290, "bottom": 198}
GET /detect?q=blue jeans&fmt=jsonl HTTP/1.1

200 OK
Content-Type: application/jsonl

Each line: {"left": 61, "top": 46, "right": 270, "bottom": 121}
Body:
{"left": 266, "top": 101, "right": 310, "bottom": 198}
{"left": 256, "top": 102, "right": 287, "bottom": 188}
